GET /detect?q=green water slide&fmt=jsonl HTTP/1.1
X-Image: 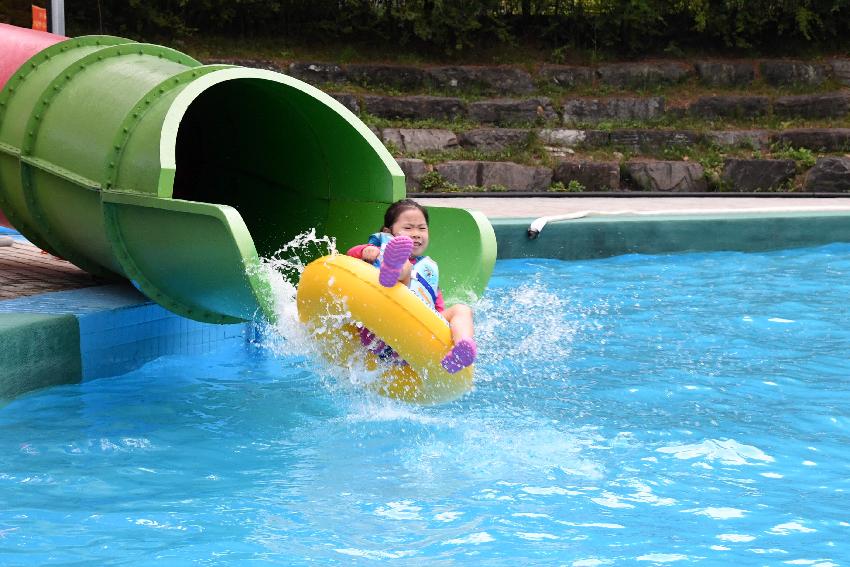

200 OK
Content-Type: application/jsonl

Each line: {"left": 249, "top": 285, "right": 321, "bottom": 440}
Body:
{"left": 0, "top": 34, "right": 496, "bottom": 323}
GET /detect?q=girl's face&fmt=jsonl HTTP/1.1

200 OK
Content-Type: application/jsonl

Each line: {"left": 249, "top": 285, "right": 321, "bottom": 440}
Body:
{"left": 387, "top": 208, "right": 429, "bottom": 256}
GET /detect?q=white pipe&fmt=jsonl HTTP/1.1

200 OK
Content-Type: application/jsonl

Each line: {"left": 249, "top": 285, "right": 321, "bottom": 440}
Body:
{"left": 51, "top": 0, "right": 65, "bottom": 36}
{"left": 527, "top": 207, "right": 823, "bottom": 239}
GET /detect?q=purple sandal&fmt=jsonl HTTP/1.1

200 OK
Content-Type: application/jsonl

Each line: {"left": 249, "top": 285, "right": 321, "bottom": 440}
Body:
{"left": 378, "top": 235, "right": 414, "bottom": 287}
{"left": 441, "top": 338, "right": 477, "bottom": 374}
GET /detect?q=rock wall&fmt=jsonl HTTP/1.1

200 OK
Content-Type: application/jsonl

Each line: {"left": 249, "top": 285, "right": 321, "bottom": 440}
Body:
{"left": 207, "top": 56, "right": 850, "bottom": 193}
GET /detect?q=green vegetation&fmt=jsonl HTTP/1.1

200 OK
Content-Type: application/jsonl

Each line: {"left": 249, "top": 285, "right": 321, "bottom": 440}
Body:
{"left": 6, "top": 2, "right": 850, "bottom": 61}
{"left": 771, "top": 144, "right": 817, "bottom": 171}
{"left": 418, "top": 171, "right": 506, "bottom": 193}
{"left": 548, "top": 180, "right": 586, "bottom": 193}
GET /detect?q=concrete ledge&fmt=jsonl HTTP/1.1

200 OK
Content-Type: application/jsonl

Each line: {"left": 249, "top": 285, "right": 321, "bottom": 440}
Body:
{"left": 494, "top": 211, "right": 850, "bottom": 259}
{"left": 0, "top": 313, "right": 81, "bottom": 399}
{"left": 0, "top": 284, "right": 249, "bottom": 401}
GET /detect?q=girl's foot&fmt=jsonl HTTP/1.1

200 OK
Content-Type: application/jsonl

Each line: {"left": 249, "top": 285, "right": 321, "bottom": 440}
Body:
{"left": 378, "top": 235, "right": 413, "bottom": 287}
{"left": 441, "top": 338, "right": 477, "bottom": 374}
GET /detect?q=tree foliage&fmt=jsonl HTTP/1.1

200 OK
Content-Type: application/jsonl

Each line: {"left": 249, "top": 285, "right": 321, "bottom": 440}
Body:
{"left": 11, "top": 0, "right": 850, "bottom": 57}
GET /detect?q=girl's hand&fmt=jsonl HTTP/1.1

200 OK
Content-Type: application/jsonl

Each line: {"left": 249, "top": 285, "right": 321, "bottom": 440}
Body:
{"left": 361, "top": 245, "right": 380, "bottom": 263}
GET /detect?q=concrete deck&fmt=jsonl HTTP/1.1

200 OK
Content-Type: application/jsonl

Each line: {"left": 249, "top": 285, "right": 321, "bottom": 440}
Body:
{"left": 0, "top": 231, "right": 100, "bottom": 300}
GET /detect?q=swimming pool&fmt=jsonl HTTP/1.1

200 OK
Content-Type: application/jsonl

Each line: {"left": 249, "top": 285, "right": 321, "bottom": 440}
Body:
{"left": 2, "top": 244, "right": 849, "bottom": 565}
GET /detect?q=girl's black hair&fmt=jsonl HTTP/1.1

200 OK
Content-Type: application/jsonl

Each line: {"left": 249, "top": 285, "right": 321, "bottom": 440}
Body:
{"left": 383, "top": 199, "right": 429, "bottom": 229}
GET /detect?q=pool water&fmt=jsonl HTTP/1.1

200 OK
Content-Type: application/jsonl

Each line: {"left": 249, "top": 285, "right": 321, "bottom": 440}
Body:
{"left": 3, "top": 244, "right": 850, "bottom": 565}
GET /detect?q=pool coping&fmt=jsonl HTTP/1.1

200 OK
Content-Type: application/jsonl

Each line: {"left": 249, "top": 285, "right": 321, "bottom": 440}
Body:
{"left": 492, "top": 211, "right": 850, "bottom": 260}
{"left": 4, "top": 209, "right": 850, "bottom": 401}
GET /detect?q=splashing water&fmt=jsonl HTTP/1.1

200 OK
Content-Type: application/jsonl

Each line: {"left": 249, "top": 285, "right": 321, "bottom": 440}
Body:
{"left": 255, "top": 229, "right": 397, "bottom": 398}
{"left": 256, "top": 228, "right": 336, "bottom": 351}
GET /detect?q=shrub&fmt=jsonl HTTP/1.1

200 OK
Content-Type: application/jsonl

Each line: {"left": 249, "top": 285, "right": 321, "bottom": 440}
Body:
{"left": 418, "top": 171, "right": 460, "bottom": 192}
{"left": 548, "top": 179, "right": 586, "bottom": 192}
{"left": 771, "top": 144, "right": 817, "bottom": 171}
{"left": 64, "top": 1, "right": 850, "bottom": 57}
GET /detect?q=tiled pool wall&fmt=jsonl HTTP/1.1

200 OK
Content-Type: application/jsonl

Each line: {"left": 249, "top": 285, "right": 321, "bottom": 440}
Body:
{"left": 0, "top": 285, "right": 250, "bottom": 400}
{"left": 4, "top": 211, "right": 850, "bottom": 400}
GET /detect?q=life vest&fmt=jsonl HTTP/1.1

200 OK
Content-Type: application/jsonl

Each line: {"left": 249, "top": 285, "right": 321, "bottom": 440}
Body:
{"left": 369, "top": 232, "right": 439, "bottom": 311}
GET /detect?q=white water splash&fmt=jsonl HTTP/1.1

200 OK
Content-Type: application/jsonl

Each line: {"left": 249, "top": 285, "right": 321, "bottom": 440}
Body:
{"left": 770, "top": 521, "right": 817, "bottom": 535}
{"left": 636, "top": 553, "right": 688, "bottom": 563}
{"left": 334, "top": 548, "right": 416, "bottom": 559}
{"left": 256, "top": 229, "right": 337, "bottom": 358}
{"left": 374, "top": 500, "right": 423, "bottom": 520}
{"left": 442, "top": 532, "right": 494, "bottom": 545}
{"left": 717, "top": 533, "right": 756, "bottom": 543}
{"left": 255, "top": 229, "right": 425, "bottom": 410}
{"left": 476, "top": 281, "right": 579, "bottom": 369}
{"left": 694, "top": 507, "right": 747, "bottom": 520}
{"left": 656, "top": 438, "right": 774, "bottom": 465}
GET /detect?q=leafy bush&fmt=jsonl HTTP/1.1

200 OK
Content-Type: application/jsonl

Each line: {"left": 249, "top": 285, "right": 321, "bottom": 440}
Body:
{"left": 418, "top": 171, "right": 453, "bottom": 192}
{"left": 771, "top": 144, "right": 817, "bottom": 171}
{"left": 62, "top": 1, "right": 850, "bottom": 57}
{"left": 548, "top": 180, "right": 586, "bottom": 192}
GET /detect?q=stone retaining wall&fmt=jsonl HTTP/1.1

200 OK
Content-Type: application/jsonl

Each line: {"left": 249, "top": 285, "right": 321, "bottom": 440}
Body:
{"left": 343, "top": 92, "right": 850, "bottom": 124}
{"left": 209, "top": 58, "right": 850, "bottom": 93}
{"left": 207, "top": 57, "right": 850, "bottom": 124}
{"left": 384, "top": 126, "right": 850, "bottom": 192}
{"left": 205, "top": 56, "right": 850, "bottom": 194}
{"left": 378, "top": 126, "right": 850, "bottom": 154}
{"left": 402, "top": 155, "right": 850, "bottom": 193}
{"left": 209, "top": 58, "right": 850, "bottom": 132}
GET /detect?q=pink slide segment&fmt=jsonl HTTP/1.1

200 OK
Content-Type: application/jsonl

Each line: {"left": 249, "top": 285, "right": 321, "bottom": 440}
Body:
{"left": 0, "top": 23, "right": 64, "bottom": 89}
{"left": 0, "top": 23, "right": 64, "bottom": 227}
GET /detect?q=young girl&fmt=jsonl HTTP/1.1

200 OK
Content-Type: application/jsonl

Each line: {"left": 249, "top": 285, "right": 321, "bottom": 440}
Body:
{"left": 346, "top": 199, "right": 477, "bottom": 373}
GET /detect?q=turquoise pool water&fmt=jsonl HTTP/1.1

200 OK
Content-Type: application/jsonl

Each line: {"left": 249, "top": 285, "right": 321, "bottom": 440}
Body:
{"left": 3, "top": 244, "right": 850, "bottom": 565}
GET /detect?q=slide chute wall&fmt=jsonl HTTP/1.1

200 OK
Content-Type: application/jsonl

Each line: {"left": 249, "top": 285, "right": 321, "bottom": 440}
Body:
{"left": 0, "top": 25, "right": 496, "bottom": 323}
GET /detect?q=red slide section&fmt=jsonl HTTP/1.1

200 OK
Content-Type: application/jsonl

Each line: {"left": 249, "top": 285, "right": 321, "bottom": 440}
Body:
{"left": 0, "top": 23, "right": 64, "bottom": 89}
{"left": 0, "top": 23, "right": 64, "bottom": 227}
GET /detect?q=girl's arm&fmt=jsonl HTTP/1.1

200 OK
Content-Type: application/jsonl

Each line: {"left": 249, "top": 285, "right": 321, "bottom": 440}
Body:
{"left": 347, "top": 244, "right": 379, "bottom": 262}
{"left": 346, "top": 244, "right": 369, "bottom": 258}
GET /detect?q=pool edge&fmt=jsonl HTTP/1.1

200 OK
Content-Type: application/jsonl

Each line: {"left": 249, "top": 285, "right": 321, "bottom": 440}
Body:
{"left": 493, "top": 211, "right": 850, "bottom": 259}
{"left": 1, "top": 285, "right": 250, "bottom": 402}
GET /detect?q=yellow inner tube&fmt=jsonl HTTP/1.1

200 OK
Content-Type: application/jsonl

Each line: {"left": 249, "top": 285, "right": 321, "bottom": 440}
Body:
{"left": 296, "top": 254, "right": 474, "bottom": 405}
